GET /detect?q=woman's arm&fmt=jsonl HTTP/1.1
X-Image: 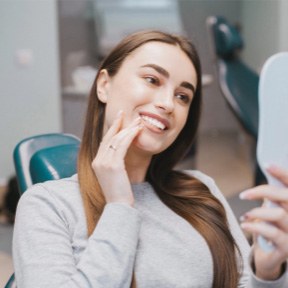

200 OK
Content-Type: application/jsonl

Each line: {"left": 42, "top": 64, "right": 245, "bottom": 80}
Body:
{"left": 13, "top": 113, "right": 144, "bottom": 288}
{"left": 240, "top": 165, "right": 288, "bottom": 285}
{"left": 191, "top": 170, "right": 288, "bottom": 287}
{"left": 92, "top": 110, "right": 143, "bottom": 206}
{"left": 13, "top": 184, "right": 141, "bottom": 288}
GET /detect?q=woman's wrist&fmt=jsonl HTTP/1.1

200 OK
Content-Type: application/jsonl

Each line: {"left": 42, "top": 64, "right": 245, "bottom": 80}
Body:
{"left": 255, "top": 261, "right": 286, "bottom": 281}
{"left": 105, "top": 198, "right": 134, "bottom": 207}
{"left": 256, "top": 266, "right": 281, "bottom": 281}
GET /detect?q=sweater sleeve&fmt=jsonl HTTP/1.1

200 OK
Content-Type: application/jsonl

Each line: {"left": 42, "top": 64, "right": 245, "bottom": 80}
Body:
{"left": 13, "top": 184, "right": 141, "bottom": 288}
{"left": 190, "top": 171, "right": 288, "bottom": 288}
{"left": 246, "top": 251, "right": 288, "bottom": 288}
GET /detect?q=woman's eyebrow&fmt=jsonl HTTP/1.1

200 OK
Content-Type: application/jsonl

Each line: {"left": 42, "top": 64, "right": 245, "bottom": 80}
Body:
{"left": 141, "top": 64, "right": 169, "bottom": 78}
{"left": 141, "top": 63, "right": 195, "bottom": 93}
{"left": 181, "top": 81, "right": 195, "bottom": 94}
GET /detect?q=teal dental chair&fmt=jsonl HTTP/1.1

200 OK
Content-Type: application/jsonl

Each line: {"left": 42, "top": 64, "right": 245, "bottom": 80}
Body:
{"left": 14, "top": 133, "right": 80, "bottom": 195}
{"left": 206, "top": 16, "right": 265, "bottom": 185}
{"left": 5, "top": 133, "right": 80, "bottom": 288}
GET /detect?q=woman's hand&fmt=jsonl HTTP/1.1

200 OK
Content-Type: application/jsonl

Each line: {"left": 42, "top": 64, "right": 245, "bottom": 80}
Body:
{"left": 240, "top": 165, "right": 288, "bottom": 280}
{"left": 92, "top": 111, "right": 143, "bottom": 206}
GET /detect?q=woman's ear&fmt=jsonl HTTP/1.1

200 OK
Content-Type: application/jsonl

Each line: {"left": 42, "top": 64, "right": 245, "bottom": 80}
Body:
{"left": 96, "top": 69, "right": 111, "bottom": 103}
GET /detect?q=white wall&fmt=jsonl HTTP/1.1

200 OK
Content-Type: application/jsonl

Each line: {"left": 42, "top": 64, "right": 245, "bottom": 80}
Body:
{"left": 241, "top": 0, "right": 284, "bottom": 72}
{"left": 0, "top": 0, "right": 61, "bottom": 183}
{"left": 279, "top": 0, "right": 288, "bottom": 51}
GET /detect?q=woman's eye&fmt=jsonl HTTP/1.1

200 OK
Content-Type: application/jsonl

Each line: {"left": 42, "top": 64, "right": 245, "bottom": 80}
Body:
{"left": 176, "top": 93, "right": 190, "bottom": 104}
{"left": 144, "top": 76, "right": 159, "bottom": 85}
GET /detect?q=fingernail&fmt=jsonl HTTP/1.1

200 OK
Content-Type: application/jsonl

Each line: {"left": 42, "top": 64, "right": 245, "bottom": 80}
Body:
{"left": 263, "top": 163, "right": 271, "bottom": 169}
{"left": 239, "top": 215, "right": 246, "bottom": 222}
{"left": 239, "top": 188, "right": 254, "bottom": 199}
{"left": 240, "top": 222, "right": 250, "bottom": 230}
{"left": 267, "top": 164, "right": 280, "bottom": 172}
{"left": 117, "top": 110, "right": 123, "bottom": 117}
{"left": 133, "top": 124, "right": 143, "bottom": 131}
{"left": 239, "top": 192, "right": 247, "bottom": 199}
{"left": 239, "top": 213, "right": 250, "bottom": 222}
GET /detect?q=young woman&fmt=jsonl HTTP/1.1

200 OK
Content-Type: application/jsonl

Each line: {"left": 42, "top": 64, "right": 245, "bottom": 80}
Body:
{"left": 13, "top": 30, "right": 288, "bottom": 287}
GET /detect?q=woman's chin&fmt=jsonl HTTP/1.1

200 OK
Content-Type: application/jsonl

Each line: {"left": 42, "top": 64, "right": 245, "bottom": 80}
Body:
{"left": 132, "top": 133, "right": 166, "bottom": 156}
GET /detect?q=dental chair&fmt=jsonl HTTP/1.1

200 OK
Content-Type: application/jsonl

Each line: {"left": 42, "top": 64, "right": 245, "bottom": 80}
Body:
{"left": 5, "top": 133, "right": 80, "bottom": 288}
{"left": 206, "top": 16, "right": 265, "bottom": 185}
{"left": 14, "top": 133, "right": 80, "bottom": 195}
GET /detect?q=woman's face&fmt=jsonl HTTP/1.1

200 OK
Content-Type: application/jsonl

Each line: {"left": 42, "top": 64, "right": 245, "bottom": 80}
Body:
{"left": 97, "top": 41, "right": 198, "bottom": 156}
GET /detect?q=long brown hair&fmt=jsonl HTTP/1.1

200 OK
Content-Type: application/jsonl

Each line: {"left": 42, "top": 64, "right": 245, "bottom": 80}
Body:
{"left": 78, "top": 30, "right": 242, "bottom": 287}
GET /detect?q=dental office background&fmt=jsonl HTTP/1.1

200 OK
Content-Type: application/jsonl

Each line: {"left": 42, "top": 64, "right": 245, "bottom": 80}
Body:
{"left": 0, "top": 0, "right": 288, "bottom": 186}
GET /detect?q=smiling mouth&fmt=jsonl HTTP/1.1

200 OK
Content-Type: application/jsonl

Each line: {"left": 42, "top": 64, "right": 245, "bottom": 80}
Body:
{"left": 140, "top": 115, "right": 167, "bottom": 131}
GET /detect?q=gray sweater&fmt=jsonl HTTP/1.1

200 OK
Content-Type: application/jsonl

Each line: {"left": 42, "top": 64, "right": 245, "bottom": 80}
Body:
{"left": 13, "top": 170, "right": 287, "bottom": 287}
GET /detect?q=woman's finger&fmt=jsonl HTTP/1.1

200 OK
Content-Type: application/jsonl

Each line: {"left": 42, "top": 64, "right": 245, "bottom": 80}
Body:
{"left": 240, "top": 185, "right": 288, "bottom": 203}
{"left": 241, "top": 221, "right": 278, "bottom": 239}
{"left": 101, "top": 110, "right": 124, "bottom": 144}
{"left": 92, "top": 118, "right": 143, "bottom": 206}
{"left": 107, "top": 122, "right": 143, "bottom": 157}
{"left": 96, "top": 117, "right": 142, "bottom": 165}
{"left": 93, "top": 123, "right": 143, "bottom": 172}
{"left": 241, "top": 207, "right": 288, "bottom": 232}
{"left": 241, "top": 221, "right": 288, "bottom": 253}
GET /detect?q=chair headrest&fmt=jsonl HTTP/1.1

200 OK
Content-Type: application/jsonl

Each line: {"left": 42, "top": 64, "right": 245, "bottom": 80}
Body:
{"left": 211, "top": 17, "right": 243, "bottom": 58}
{"left": 29, "top": 143, "right": 79, "bottom": 184}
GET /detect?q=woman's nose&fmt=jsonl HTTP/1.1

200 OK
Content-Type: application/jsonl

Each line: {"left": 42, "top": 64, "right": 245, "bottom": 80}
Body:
{"left": 154, "top": 90, "right": 174, "bottom": 113}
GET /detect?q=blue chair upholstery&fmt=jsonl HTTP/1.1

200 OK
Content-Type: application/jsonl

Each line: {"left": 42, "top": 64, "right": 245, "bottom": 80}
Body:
{"left": 207, "top": 16, "right": 265, "bottom": 184}
{"left": 214, "top": 20, "right": 243, "bottom": 58}
{"left": 30, "top": 143, "right": 80, "bottom": 184}
{"left": 207, "top": 16, "right": 259, "bottom": 138}
{"left": 4, "top": 274, "right": 15, "bottom": 288}
{"left": 13, "top": 133, "right": 80, "bottom": 195}
{"left": 6, "top": 133, "right": 80, "bottom": 288}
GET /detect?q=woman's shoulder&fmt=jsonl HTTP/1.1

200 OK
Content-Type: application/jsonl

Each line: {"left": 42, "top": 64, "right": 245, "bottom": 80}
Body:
{"left": 183, "top": 170, "right": 216, "bottom": 186}
{"left": 19, "top": 174, "right": 83, "bottom": 215}
{"left": 182, "top": 169, "right": 223, "bottom": 198}
{"left": 15, "top": 175, "right": 87, "bottom": 242}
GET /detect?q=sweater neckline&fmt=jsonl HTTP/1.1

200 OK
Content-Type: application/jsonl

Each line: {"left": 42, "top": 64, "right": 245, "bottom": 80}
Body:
{"left": 72, "top": 173, "right": 152, "bottom": 191}
{"left": 131, "top": 181, "right": 151, "bottom": 189}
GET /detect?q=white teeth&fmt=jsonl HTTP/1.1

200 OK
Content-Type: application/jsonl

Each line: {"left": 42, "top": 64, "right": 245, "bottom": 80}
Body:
{"left": 141, "top": 115, "right": 166, "bottom": 130}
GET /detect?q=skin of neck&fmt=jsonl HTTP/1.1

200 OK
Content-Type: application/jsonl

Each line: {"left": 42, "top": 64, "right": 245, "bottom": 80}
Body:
{"left": 125, "top": 146, "right": 152, "bottom": 184}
